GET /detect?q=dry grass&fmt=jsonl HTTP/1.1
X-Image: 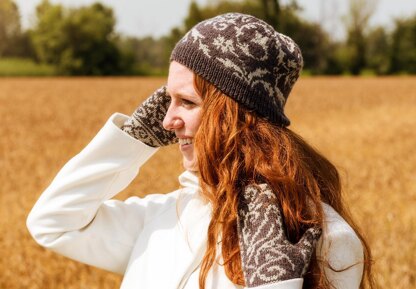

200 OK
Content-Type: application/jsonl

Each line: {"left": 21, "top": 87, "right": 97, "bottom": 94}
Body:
{"left": 0, "top": 76, "right": 414, "bottom": 288}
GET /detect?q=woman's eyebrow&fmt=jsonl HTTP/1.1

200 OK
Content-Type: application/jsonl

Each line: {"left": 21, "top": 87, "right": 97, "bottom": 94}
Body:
{"left": 170, "top": 91, "right": 200, "bottom": 101}
{"left": 177, "top": 92, "right": 196, "bottom": 98}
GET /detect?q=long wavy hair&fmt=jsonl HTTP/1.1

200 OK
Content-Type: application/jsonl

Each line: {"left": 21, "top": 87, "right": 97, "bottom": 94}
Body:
{"left": 192, "top": 74, "right": 375, "bottom": 289}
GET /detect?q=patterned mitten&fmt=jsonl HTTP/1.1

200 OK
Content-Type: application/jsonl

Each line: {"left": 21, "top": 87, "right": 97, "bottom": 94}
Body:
{"left": 121, "top": 86, "right": 177, "bottom": 147}
{"left": 237, "top": 184, "right": 322, "bottom": 287}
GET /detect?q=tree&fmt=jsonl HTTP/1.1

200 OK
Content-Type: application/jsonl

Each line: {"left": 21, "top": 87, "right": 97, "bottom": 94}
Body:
{"left": 323, "top": 42, "right": 350, "bottom": 75}
{"left": 274, "top": 7, "right": 330, "bottom": 74}
{"left": 184, "top": 1, "right": 204, "bottom": 31}
{"left": 117, "top": 36, "right": 167, "bottom": 75}
{"left": 30, "top": 0, "right": 130, "bottom": 75}
{"left": 0, "top": 0, "right": 21, "bottom": 56}
{"left": 260, "top": 0, "right": 281, "bottom": 28}
{"left": 344, "top": 0, "right": 378, "bottom": 75}
{"left": 366, "top": 26, "right": 389, "bottom": 74}
{"left": 389, "top": 15, "right": 416, "bottom": 74}
{"left": 30, "top": 0, "right": 65, "bottom": 64}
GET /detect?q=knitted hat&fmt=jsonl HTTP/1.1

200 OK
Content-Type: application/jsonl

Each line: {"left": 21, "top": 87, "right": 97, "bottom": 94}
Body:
{"left": 170, "top": 13, "right": 303, "bottom": 127}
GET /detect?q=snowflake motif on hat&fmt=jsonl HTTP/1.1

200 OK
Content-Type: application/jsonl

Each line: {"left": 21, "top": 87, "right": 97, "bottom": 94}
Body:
{"left": 213, "top": 36, "right": 237, "bottom": 55}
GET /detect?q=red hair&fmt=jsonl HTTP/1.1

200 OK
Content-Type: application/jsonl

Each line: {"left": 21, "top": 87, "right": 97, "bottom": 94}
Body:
{"left": 193, "top": 74, "right": 375, "bottom": 289}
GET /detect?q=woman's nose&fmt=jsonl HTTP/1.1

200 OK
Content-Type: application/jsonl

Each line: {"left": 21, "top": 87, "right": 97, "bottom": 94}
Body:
{"left": 163, "top": 106, "right": 184, "bottom": 131}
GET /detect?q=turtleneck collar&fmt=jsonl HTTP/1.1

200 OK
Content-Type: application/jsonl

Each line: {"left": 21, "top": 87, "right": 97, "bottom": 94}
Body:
{"left": 178, "top": 170, "right": 200, "bottom": 191}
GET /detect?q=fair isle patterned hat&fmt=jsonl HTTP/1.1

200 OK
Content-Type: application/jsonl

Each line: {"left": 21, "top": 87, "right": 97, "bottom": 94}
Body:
{"left": 170, "top": 13, "right": 303, "bottom": 126}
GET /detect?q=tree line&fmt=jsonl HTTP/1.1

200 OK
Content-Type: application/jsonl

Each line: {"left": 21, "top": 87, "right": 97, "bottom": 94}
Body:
{"left": 0, "top": 0, "right": 415, "bottom": 75}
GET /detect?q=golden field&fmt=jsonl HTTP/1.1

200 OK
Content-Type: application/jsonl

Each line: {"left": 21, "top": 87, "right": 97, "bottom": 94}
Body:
{"left": 0, "top": 76, "right": 415, "bottom": 289}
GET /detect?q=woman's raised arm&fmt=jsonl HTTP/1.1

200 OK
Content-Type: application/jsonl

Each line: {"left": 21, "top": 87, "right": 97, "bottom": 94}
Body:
{"left": 27, "top": 86, "right": 177, "bottom": 274}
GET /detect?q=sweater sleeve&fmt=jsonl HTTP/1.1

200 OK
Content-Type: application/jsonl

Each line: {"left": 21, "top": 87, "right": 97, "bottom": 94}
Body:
{"left": 321, "top": 229, "right": 364, "bottom": 289}
{"left": 318, "top": 204, "right": 364, "bottom": 289}
{"left": 26, "top": 113, "right": 160, "bottom": 275}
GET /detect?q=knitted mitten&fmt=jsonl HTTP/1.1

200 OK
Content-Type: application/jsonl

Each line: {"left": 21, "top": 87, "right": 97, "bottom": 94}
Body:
{"left": 237, "top": 184, "right": 322, "bottom": 287}
{"left": 121, "top": 86, "right": 177, "bottom": 147}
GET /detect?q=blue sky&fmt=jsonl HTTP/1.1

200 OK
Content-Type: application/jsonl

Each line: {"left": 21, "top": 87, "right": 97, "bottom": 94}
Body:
{"left": 14, "top": 0, "right": 416, "bottom": 40}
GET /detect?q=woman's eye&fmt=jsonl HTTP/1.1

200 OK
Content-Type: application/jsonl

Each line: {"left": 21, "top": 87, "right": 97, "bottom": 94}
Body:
{"left": 181, "top": 99, "right": 196, "bottom": 107}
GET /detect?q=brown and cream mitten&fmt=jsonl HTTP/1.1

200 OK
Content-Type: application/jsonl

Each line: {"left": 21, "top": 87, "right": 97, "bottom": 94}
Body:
{"left": 237, "top": 184, "right": 322, "bottom": 287}
{"left": 121, "top": 86, "right": 177, "bottom": 147}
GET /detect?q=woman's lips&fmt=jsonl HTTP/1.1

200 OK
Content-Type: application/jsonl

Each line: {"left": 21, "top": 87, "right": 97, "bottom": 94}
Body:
{"left": 178, "top": 137, "right": 193, "bottom": 152}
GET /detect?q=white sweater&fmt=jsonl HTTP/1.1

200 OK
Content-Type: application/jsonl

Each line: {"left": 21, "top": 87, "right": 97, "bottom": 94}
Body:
{"left": 27, "top": 113, "right": 364, "bottom": 289}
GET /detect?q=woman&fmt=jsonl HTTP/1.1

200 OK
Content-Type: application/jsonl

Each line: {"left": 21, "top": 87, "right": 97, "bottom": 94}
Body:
{"left": 27, "top": 13, "right": 373, "bottom": 289}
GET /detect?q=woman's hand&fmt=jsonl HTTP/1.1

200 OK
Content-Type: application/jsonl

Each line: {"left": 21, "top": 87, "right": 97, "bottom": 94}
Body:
{"left": 121, "top": 86, "right": 177, "bottom": 147}
{"left": 237, "top": 184, "right": 322, "bottom": 287}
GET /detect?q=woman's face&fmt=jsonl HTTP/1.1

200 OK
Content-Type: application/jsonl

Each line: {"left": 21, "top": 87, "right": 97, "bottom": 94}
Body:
{"left": 163, "top": 61, "right": 203, "bottom": 172}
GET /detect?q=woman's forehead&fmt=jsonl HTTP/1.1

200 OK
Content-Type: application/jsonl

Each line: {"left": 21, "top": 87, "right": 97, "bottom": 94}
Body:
{"left": 167, "top": 62, "right": 199, "bottom": 99}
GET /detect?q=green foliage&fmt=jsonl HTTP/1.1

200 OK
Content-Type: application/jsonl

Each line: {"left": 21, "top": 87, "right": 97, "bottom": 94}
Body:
{"left": 30, "top": 1, "right": 65, "bottom": 64}
{"left": 168, "top": 1, "right": 416, "bottom": 76}
{"left": 1, "top": 0, "right": 415, "bottom": 76}
{"left": 0, "top": 0, "right": 20, "bottom": 56}
{"left": 366, "top": 27, "right": 389, "bottom": 74}
{"left": 30, "top": 0, "right": 131, "bottom": 75}
{"left": 0, "top": 57, "right": 55, "bottom": 76}
{"left": 343, "top": 0, "right": 377, "bottom": 75}
{"left": 277, "top": 11, "right": 330, "bottom": 74}
{"left": 389, "top": 15, "right": 416, "bottom": 74}
{"left": 116, "top": 36, "right": 168, "bottom": 75}
{"left": 346, "top": 28, "right": 367, "bottom": 75}
{"left": 184, "top": 1, "right": 205, "bottom": 31}
{"left": 324, "top": 43, "right": 353, "bottom": 75}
